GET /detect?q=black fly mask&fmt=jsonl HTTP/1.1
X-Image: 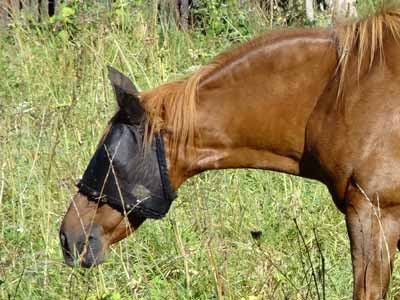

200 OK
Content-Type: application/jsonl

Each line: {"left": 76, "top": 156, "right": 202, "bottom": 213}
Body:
{"left": 77, "top": 66, "right": 177, "bottom": 219}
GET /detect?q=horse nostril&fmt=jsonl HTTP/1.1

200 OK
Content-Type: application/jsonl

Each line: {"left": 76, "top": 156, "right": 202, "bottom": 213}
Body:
{"left": 60, "top": 230, "right": 78, "bottom": 267}
{"left": 60, "top": 231, "right": 70, "bottom": 252}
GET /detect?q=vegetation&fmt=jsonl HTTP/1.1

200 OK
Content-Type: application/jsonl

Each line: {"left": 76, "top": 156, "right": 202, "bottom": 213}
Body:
{"left": 1, "top": 1, "right": 399, "bottom": 299}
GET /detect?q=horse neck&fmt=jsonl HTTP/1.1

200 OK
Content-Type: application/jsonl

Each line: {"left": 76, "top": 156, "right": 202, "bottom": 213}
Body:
{"left": 168, "top": 29, "right": 338, "bottom": 189}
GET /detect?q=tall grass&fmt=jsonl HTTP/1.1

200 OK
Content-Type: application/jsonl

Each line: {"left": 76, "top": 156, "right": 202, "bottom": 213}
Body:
{"left": 1, "top": 2, "right": 400, "bottom": 300}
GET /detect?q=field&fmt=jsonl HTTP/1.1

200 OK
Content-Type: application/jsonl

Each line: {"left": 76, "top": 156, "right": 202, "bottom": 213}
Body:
{"left": 1, "top": 2, "right": 400, "bottom": 300}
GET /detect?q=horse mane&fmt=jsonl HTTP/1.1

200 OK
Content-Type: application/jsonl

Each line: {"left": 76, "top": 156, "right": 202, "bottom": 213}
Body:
{"left": 140, "top": 64, "right": 214, "bottom": 158}
{"left": 335, "top": 4, "right": 400, "bottom": 100}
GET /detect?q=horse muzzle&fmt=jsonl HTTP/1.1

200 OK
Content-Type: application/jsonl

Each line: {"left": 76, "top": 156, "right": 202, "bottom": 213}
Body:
{"left": 59, "top": 223, "right": 106, "bottom": 268}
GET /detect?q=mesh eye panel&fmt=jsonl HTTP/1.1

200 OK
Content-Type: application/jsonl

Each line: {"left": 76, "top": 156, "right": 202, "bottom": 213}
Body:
{"left": 77, "top": 123, "right": 176, "bottom": 219}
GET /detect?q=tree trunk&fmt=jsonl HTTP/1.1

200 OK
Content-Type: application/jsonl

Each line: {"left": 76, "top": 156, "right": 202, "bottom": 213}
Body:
{"left": 179, "top": 0, "right": 189, "bottom": 30}
{"left": 40, "top": 0, "right": 49, "bottom": 20}
{"left": 333, "top": 0, "right": 357, "bottom": 20}
{"left": 0, "top": 2, "right": 8, "bottom": 29}
{"left": 305, "top": 0, "right": 314, "bottom": 22}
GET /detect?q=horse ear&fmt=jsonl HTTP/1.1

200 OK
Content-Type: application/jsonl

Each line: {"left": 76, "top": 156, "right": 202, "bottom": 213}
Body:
{"left": 107, "top": 65, "right": 145, "bottom": 122}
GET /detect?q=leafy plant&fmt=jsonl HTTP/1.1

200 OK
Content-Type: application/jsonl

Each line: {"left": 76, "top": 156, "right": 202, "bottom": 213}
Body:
{"left": 192, "top": 0, "right": 249, "bottom": 37}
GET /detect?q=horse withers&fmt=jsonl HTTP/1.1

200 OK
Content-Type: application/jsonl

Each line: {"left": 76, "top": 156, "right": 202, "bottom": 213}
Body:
{"left": 60, "top": 7, "right": 400, "bottom": 300}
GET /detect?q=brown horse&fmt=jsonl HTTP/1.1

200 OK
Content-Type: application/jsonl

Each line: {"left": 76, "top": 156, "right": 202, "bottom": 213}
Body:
{"left": 60, "top": 7, "right": 400, "bottom": 300}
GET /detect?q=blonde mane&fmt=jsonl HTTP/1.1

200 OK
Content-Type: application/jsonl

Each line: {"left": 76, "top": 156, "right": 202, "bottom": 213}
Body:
{"left": 335, "top": 4, "right": 400, "bottom": 100}
{"left": 140, "top": 64, "right": 215, "bottom": 159}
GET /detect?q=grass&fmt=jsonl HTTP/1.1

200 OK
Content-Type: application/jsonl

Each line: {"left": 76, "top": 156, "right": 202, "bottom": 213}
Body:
{"left": 1, "top": 1, "right": 400, "bottom": 300}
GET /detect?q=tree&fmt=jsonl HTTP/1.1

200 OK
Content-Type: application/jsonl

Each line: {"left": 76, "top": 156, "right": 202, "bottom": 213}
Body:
{"left": 179, "top": 0, "right": 189, "bottom": 30}
{"left": 333, "top": 0, "right": 357, "bottom": 20}
{"left": 305, "top": 0, "right": 314, "bottom": 22}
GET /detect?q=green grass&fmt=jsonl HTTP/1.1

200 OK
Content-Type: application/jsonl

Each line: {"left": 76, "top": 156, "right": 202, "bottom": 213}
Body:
{"left": 1, "top": 2, "right": 400, "bottom": 300}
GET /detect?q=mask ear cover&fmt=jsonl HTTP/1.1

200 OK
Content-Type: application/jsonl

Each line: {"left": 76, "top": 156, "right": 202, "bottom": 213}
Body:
{"left": 77, "top": 123, "right": 177, "bottom": 219}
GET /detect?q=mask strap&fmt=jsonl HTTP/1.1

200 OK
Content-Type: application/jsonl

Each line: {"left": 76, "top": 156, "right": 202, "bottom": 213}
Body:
{"left": 155, "top": 132, "right": 177, "bottom": 202}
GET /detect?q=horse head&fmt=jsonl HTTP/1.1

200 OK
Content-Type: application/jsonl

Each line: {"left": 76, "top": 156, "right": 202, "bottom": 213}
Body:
{"left": 60, "top": 67, "right": 177, "bottom": 267}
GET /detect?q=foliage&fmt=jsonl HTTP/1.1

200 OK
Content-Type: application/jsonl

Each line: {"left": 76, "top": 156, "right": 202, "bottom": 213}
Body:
{"left": 356, "top": 0, "right": 400, "bottom": 18}
{"left": 273, "top": 0, "right": 308, "bottom": 26}
{"left": 191, "top": 0, "right": 250, "bottom": 37}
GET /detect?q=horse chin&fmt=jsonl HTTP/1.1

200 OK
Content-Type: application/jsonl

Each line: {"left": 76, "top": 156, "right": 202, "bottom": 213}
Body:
{"left": 78, "top": 236, "right": 106, "bottom": 268}
{"left": 62, "top": 244, "right": 106, "bottom": 268}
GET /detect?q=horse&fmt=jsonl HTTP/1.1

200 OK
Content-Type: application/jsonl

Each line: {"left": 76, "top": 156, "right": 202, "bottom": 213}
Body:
{"left": 60, "top": 6, "right": 400, "bottom": 300}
